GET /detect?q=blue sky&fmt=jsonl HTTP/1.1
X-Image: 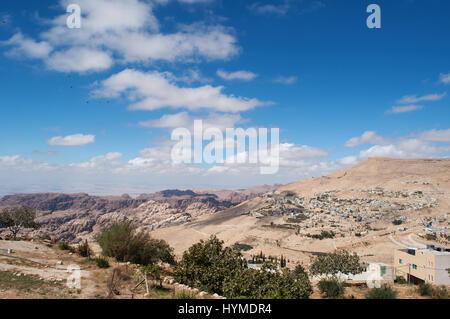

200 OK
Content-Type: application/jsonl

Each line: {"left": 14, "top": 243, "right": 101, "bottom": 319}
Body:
{"left": 0, "top": 0, "right": 449, "bottom": 195}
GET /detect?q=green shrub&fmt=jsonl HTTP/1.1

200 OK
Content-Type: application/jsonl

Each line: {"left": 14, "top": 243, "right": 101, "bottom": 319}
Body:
{"left": 175, "top": 236, "right": 313, "bottom": 299}
{"left": 392, "top": 219, "right": 403, "bottom": 225}
{"left": 77, "top": 239, "right": 92, "bottom": 258}
{"left": 318, "top": 278, "right": 345, "bottom": 299}
{"left": 95, "top": 257, "right": 110, "bottom": 269}
{"left": 432, "top": 286, "right": 449, "bottom": 299}
{"left": 232, "top": 243, "right": 253, "bottom": 251}
{"left": 366, "top": 284, "right": 397, "bottom": 299}
{"left": 96, "top": 220, "right": 174, "bottom": 266}
{"left": 58, "top": 241, "right": 75, "bottom": 253}
{"left": 418, "top": 282, "right": 433, "bottom": 297}
{"left": 310, "top": 250, "right": 364, "bottom": 277}
{"left": 395, "top": 276, "right": 408, "bottom": 284}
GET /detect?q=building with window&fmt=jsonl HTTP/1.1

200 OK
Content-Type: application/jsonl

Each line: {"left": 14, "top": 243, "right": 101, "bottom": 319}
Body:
{"left": 394, "top": 246, "right": 450, "bottom": 285}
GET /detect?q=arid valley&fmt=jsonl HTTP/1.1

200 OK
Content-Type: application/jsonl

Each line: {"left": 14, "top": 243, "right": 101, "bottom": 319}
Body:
{"left": 1, "top": 158, "right": 449, "bottom": 299}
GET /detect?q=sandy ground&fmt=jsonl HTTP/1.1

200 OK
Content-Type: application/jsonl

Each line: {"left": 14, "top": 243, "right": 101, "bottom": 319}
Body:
{"left": 0, "top": 240, "right": 113, "bottom": 299}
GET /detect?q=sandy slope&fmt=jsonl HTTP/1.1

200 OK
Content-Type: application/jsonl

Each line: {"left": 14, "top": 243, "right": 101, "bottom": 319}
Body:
{"left": 151, "top": 158, "right": 450, "bottom": 266}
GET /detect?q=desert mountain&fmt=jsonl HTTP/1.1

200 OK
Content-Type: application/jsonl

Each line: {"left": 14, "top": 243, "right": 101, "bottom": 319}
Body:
{"left": 0, "top": 185, "right": 279, "bottom": 242}
{"left": 277, "top": 157, "right": 450, "bottom": 196}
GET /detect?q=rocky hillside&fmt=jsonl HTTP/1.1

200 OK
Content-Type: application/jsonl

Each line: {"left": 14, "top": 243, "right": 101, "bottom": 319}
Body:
{"left": 152, "top": 158, "right": 450, "bottom": 263}
{"left": 0, "top": 186, "right": 279, "bottom": 242}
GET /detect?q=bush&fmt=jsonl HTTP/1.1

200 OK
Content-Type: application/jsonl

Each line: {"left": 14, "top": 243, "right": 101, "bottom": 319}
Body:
{"left": 418, "top": 282, "right": 433, "bottom": 297}
{"left": 318, "top": 278, "right": 345, "bottom": 299}
{"left": 222, "top": 264, "right": 313, "bottom": 299}
{"left": 310, "top": 250, "right": 364, "bottom": 277}
{"left": 395, "top": 276, "right": 408, "bottom": 284}
{"left": 96, "top": 220, "right": 174, "bottom": 266}
{"left": 175, "top": 236, "right": 313, "bottom": 299}
{"left": 432, "top": 286, "right": 449, "bottom": 299}
{"left": 366, "top": 284, "right": 397, "bottom": 299}
{"left": 307, "top": 230, "right": 335, "bottom": 240}
{"left": 77, "top": 239, "right": 92, "bottom": 258}
{"left": 58, "top": 241, "right": 75, "bottom": 253}
{"left": 95, "top": 257, "right": 110, "bottom": 269}
{"left": 232, "top": 243, "right": 253, "bottom": 251}
{"left": 392, "top": 219, "right": 403, "bottom": 225}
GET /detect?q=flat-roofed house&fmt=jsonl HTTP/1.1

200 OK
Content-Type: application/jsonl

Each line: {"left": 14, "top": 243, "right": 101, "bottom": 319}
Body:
{"left": 394, "top": 247, "right": 450, "bottom": 286}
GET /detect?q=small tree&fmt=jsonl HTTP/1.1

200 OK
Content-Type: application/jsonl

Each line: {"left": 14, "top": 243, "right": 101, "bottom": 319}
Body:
{"left": 366, "top": 284, "right": 397, "bottom": 299}
{"left": 0, "top": 206, "right": 40, "bottom": 240}
{"left": 309, "top": 249, "right": 364, "bottom": 278}
{"left": 318, "top": 278, "right": 345, "bottom": 299}
{"left": 142, "top": 264, "right": 163, "bottom": 288}
{"left": 77, "top": 239, "right": 93, "bottom": 258}
{"left": 96, "top": 220, "right": 174, "bottom": 266}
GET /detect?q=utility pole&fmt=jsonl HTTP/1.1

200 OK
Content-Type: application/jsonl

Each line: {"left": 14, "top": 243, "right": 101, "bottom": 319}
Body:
{"left": 408, "top": 263, "right": 411, "bottom": 285}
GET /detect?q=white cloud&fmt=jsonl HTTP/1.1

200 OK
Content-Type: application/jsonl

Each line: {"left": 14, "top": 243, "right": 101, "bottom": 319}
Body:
{"left": 216, "top": 69, "right": 258, "bottom": 81}
{"left": 95, "top": 69, "right": 269, "bottom": 112}
{"left": 419, "top": 129, "right": 450, "bottom": 143}
{"left": 358, "top": 139, "right": 450, "bottom": 160}
{"left": 47, "top": 134, "right": 95, "bottom": 146}
{"left": 248, "top": 1, "right": 325, "bottom": 16}
{"left": 71, "top": 152, "right": 122, "bottom": 169}
{"left": 3, "top": 33, "right": 52, "bottom": 59}
{"left": 3, "top": 0, "right": 240, "bottom": 72}
{"left": 440, "top": 73, "right": 450, "bottom": 85}
{"left": 396, "top": 93, "right": 446, "bottom": 104}
{"left": 274, "top": 75, "right": 298, "bottom": 85}
{"left": 386, "top": 104, "right": 424, "bottom": 114}
{"left": 46, "top": 48, "right": 113, "bottom": 72}
{"left": 345, "top": 129, "right": 450, "bottom": 161}
{"left": 280, "top": 143, "right": 328, "bottom": 159}
{"left": 249, "top": 2, "right": 290, "bottom": 15}
{"left": 344, "top": 131, "right": 386, "bottom": 147}
{"left": 139, "top": 112, "right": 246, "bottom": 131}
{"left": 3, "top": 127, "right": 450, "bottom": 196}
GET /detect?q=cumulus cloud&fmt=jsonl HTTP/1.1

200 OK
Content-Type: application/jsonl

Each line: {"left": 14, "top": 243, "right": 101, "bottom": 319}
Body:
{"left": 47, "top": 134, "right": 95, "bottom": 146}
{"left": 94, "top": 69, "right": 269, "bottom": 112}
{"left": 418, "top": 129, "right": 450, "bottom": 143}
{"left": 358, "top": 139, "right": 450, "bottom": 160}
{"left": 3, "top": 0, "right": 240, "bottom": 72}
{"left": 216, "top": 69, "right": 258, "bottom": 81}
{"left": 2, "top": 32, "right": 52, "bottom": 59}
{"left": 2, "top": 127, "right": 450, "bottom": 195}
{"left": 45, "top": 48, "right": 113, "bottom": 72}
{"left": 139, "top": 112, "right": 246, "bottom": 131}
{"left": 71, "top": 152, "right": 122, "bottom": 168}
{"left": 344, "top": 131, "right": 386, "bottom": 147}
{"left": 345, "top": 129, "right": 450, "bottom": 161}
